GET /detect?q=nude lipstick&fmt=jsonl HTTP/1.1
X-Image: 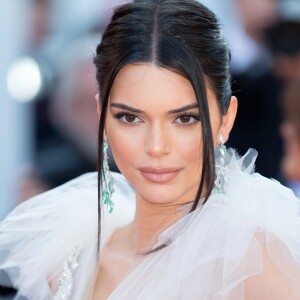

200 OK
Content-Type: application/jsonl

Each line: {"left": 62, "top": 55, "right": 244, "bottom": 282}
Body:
{"left": 139, "top": 167, "right": 182, "bottom": 183}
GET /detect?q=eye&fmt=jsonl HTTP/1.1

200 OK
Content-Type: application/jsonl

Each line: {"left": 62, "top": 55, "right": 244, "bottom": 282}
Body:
{"left": 175, "top": 114, "right": 200, "bottom": 125}
{"left": 113, "top": 113, "right": 143, "bottom": 124}
{"left": 124, "top": 115, "right": 138, "bottom": 123}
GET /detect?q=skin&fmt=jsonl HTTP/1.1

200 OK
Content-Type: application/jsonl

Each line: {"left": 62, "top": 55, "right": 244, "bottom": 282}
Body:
{"left": 91, "top": 63, "right": 237, "bottom": 299}
{"left": 97, "top": 63, "right": 237, "bottom": 250}
{"left": 89, "top": 63, "right": 300, "bottom": 299}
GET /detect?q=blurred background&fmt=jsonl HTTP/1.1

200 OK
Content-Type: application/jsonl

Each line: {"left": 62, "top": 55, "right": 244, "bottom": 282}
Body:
{"left": 1, "top": 0, "right": 300, "bottom": 219}
{"left": 0, "top": 0, "right": 300, "bottom": 296}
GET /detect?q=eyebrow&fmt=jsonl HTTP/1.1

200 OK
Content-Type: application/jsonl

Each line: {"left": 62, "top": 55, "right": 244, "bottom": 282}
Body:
{"left": 110, "top": 103, "right": 199, "bottom": 114}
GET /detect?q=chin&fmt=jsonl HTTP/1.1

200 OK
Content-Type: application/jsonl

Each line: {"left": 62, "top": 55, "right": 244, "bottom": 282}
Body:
{"left": 136, "top": 184, "right": 189, "bottom": 206}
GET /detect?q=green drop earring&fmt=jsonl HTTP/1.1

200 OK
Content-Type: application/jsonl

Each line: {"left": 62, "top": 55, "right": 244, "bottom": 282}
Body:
{"left": 213, "top": 134, "right": 227, "bottom": 194}
{"left": 101, "top": 140, "right": 115, "bottom": 213}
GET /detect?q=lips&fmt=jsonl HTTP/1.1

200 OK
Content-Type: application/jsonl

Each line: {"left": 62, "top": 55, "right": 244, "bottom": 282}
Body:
{"left": 139, "top": 167, "right": 182, "bottom": 183}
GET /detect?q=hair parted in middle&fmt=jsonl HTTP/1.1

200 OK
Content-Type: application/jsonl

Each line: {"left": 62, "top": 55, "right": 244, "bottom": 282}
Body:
{"left": 94, "top": 0, "right": 232, "bottom": 252}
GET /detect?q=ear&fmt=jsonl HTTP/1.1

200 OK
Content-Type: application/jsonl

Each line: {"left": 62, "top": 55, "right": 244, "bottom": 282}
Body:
{"left": 218, "top": 96, "right": 238, "bottom": 144}
{"left": 95, "top": 94, "right": 101, "bottom": 120}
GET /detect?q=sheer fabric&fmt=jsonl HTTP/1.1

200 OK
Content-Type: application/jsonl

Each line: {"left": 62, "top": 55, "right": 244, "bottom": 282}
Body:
{"left": 0, "top": 172, "right": 135, "bottom": 299}
{"left": 0, "top": 149, "right": 300, "bottom": 299}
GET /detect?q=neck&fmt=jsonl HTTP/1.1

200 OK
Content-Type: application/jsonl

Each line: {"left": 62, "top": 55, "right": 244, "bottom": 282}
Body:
{"left": 127, "top": 194, "right": 188, "bottom": 253}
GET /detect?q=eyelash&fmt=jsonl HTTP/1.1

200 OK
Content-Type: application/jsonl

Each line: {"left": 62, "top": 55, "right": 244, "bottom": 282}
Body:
{"left": 113, "top": 112, "right": 201, "bottom": 127}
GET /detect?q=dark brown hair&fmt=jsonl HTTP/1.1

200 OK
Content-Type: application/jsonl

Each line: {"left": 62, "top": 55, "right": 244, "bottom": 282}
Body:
{"left": 93, "top": 0, "right": 232, "bottom": 253}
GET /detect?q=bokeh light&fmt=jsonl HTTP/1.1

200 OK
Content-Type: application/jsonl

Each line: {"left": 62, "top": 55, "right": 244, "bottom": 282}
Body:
{"left": 7, "top": 56, "right": 42, "bottom": 103}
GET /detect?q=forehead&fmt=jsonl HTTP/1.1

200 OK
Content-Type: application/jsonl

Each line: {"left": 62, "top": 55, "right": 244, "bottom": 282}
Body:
{"left": 109, "top": 63, "right": 217, "bottom": 110}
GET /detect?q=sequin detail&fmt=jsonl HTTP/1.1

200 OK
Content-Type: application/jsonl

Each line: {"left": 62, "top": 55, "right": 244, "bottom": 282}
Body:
{"left": 102, "top": 141, "right": 115, "bottom": 213}
{"left": 213, "top": 143, "right": 228, "bottom": 195}
{"left": 53, "top": 243, "right": 83, "bottom": 300}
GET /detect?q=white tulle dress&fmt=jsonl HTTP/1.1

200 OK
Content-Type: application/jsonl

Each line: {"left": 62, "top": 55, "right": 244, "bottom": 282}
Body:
{"left": 0, "top": 149, "right": 300, "bottom": 299}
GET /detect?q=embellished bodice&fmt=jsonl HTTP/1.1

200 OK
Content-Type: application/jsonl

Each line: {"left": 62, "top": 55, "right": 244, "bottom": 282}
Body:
{"left": 53, "top": 244, "right": 83, "bottom": 300}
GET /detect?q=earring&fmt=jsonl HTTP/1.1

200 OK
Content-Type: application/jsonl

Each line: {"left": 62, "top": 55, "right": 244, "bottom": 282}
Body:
{"left": 213, "top": 134, "right": 227, "bottom": 194}
{"left": 101, "top": 140, "right": 115, "bottom": 213}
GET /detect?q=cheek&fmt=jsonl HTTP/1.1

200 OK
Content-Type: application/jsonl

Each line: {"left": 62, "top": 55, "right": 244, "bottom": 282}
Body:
{"left": 183, "top": 136, "right": 201, "bottom": 163}
{"left": 172, "top": 128, "right": 203, "bottom": 177}
{"left": 105, "top": 119, "right": 144, "bottom": 183}
{"left": 107, "top": 129, "right": 138, "bottom": 168}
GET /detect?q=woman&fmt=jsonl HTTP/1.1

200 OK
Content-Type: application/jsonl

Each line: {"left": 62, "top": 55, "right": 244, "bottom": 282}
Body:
{"left": 1, "top": 0, "right": 300, "bottom": 299}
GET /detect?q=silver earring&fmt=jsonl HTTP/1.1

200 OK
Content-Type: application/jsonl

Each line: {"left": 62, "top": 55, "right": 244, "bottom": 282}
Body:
{"left": 102, "top": 140, "right": 115, "bottom": 213}
{"left": 213, "top": 134, "right": 227, "bottom": 194}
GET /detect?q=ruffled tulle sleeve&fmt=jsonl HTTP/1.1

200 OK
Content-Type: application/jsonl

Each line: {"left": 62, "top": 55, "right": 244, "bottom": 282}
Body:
{"left": 1, "top": 149, "right": 300, "bottom": 299}
{"left": 107, "top": 149, "right": 300, "bottom": 299}
{"left": 0, "top": 172, "right": 135, "bottom": 300}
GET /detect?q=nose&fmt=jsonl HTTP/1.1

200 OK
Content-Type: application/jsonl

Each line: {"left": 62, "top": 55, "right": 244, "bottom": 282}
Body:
{"left": 145, "top": 123, "right": 170, "bottom": 157}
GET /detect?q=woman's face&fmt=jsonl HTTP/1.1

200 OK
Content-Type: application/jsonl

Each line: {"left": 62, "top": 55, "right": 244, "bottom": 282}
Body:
{"left": 103, "top": 63, "right": 236, "bottom": 206}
